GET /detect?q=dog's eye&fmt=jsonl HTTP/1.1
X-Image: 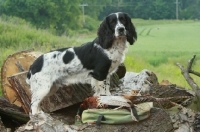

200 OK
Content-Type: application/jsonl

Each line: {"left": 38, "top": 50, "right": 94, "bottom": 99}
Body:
{"left": 110, "top": 20, "right": 116, "bottom": 25}
{"left": 120, "top": 18, "right": 126, "bottom": 24}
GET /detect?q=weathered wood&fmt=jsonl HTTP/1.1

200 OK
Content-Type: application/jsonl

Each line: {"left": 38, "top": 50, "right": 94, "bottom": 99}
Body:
{"left": 7, "top": 71, "right": 93, "bottom": 114}
{"left": 3, "top": 68, "right": 199, "bottom": 131}
{"left": 0, "top": 117, "right": 7, "bottom": 132}
{"left": 121, "top": 70, "right": 159, "bottom": 95}
{"left": 149, "top": 84, "right": 195, "bottom": 109}
{"left": 1, "top": 49, "right": 42, "bottom": 107}
{"left": 41, "top": 84, "right": 93, "bottom": 113}
{"left": 7, "top": 72, "right": 31, "bottom": 114}
{"left": 0, "top": 97, "right": 29, "bottom": 124}
{"left": 167, "top": 105, "right": 200, "bottom": 132}
{"left": 16, "top": 107, "right": 174, "bottom": 132}
{"left": 1, "top": 48, "right": 199, "bottom": 131}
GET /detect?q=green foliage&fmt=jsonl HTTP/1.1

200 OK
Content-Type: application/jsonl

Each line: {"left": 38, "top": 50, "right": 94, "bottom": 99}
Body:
{"left": 99, "top": 0, "right": 175, "bottom": 20}
{"left": 83, "top": 15, "right": 100, "bottom": 31}
{"left": 179, "top": 0, "right": 200, "bottom": 19}
{"left": 80, "top": 0, "right": 112, "bottom": 19}
{"left": 0, "top": 0, "right": 81, "bottom": 35}
{"left": 99, "top": 0, "right": 200, "bottom": 20}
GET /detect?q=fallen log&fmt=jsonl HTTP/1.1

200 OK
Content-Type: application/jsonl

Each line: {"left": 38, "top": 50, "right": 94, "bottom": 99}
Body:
{"left": 0, "top": 117, "right": 7, "bottom": 132}
{"left": 149, "top": 84, "right": 195, "bottom": 109}
{"left": 0, "top": 97, "right": 29, "bottom": 131}
{"left": 0, "top": 97, "right": 29, "bottom": 123}
{"left": 9, "top": 69, "right": 198, "bottom": 131}
{"left": 1, "top": 49, "right": 199, "bottom": 131}
{"left": 16, "top": 108, "right": 174, "bottom": 132}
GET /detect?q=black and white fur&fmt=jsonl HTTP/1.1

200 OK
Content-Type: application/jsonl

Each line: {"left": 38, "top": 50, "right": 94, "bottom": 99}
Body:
{"left": 26, "top": 12, "right": 137, "bottom": 115}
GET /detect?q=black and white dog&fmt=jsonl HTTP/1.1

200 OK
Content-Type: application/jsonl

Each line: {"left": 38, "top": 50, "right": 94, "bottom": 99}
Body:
{"left": 26, "top": 12, "right": 137, "bottom": 115}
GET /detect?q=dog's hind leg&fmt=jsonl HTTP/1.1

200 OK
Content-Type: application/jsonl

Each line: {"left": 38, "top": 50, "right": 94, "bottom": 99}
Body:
{"left": 30, "top": 77, "right": 53, "bottom": 115}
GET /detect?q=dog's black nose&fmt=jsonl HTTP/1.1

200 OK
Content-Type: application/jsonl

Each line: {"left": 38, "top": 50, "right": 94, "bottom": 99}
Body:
{"left": 117, "top": 27, "right": 125, "bottom": 32}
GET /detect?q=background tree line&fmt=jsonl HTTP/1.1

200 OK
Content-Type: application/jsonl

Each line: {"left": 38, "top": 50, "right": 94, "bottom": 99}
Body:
{"left": 0, "top": 0, "right": 200, "bottom": 35}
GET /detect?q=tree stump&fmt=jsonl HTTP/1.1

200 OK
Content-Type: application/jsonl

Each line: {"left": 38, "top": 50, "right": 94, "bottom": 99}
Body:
{"left": 1, "top": 49, "right": 42, "bottom": 107}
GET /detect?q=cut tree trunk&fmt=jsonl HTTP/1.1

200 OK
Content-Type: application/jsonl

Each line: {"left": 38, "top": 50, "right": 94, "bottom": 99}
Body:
{"left": 1, "top": 49, "right": 42, "bottom": 107}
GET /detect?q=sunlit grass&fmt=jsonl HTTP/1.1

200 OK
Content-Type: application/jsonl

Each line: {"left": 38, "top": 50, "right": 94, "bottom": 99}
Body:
{"left": 125, "top": 19, "right": 200, "bottom": 88}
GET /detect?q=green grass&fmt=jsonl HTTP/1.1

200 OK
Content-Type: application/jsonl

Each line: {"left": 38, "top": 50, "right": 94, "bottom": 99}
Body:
{"left": 125, "top": 19, "right": 200, "bottom": 88}
{"left": 0, "top": 17, "right": 79, "bottom": 60}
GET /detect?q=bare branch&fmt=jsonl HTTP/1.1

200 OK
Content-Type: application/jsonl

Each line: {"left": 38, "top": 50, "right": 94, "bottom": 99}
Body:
{"left": 176, "top": 55, "right": 200, "bottom": 101}
{"left": 190, "top": 70, "right": 200, "bottom": 77}
{"left": 187, "top": 55, "right": 196, "bottom": 71}
{"left": 187, "top": 55, "right": 200, "bottom": 77}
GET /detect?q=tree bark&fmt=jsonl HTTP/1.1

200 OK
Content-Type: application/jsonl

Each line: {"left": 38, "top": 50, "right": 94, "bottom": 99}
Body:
{"left": 0, "top": 97, "right": 29, "bottom": 124}
{"left": 0, "top": 117, "right": 7, "bottom": 132}
{"left": 16, "top": 108, "right": 174, "bottom": 132}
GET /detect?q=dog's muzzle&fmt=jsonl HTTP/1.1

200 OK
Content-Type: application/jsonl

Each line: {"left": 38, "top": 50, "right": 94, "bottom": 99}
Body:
{"left": 115, "top": 26, "right": 126, "bottom": 37}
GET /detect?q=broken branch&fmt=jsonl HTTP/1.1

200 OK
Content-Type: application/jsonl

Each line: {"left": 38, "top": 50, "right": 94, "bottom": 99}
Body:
{"left": 176, "top": 55, "right": 200, "bottom": 101}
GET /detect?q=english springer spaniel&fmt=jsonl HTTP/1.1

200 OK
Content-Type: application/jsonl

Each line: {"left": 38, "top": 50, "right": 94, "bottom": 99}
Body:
{"left": 26, "top": 12, "right": 137, "bottom": 115}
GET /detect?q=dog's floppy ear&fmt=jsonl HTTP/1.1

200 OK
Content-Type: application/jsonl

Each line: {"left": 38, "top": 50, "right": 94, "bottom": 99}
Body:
{"left": 125, "top": 14, "right": 137, "bottom": 45}
{"left": 97, "top": 16, "right": 114, "bottom": 49}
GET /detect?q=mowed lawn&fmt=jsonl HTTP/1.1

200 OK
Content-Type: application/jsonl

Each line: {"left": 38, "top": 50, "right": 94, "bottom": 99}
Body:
{"left": 78, "top": 19, "right": 200, "bottom": 88}
{"left": 131, "top": 20, "right": 200, "bottom": 53}
{"left": 127, "top": 20, "right": 200, "bottom": 88}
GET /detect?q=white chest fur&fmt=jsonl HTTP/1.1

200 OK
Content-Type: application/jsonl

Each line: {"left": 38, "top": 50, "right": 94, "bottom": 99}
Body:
{"left": 104, "top": 38, "right": 128, "bottom": 74}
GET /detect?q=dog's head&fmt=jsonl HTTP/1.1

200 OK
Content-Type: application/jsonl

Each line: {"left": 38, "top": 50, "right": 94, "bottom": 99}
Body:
{"left": 97, "top": 12, "right": 137, "bottom": 49}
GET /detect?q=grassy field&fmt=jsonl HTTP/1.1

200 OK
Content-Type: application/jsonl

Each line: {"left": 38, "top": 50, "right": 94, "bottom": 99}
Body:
{"left": 0, "top": 18, "right": 200, "bottom": 96}
{"left": 127, "top": 19, "right": 200, "bottom": 88}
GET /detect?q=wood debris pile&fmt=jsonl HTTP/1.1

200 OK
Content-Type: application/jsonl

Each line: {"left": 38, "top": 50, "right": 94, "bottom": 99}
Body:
{"left": 0, "top": 50, "right": 199, "bottom": 132}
